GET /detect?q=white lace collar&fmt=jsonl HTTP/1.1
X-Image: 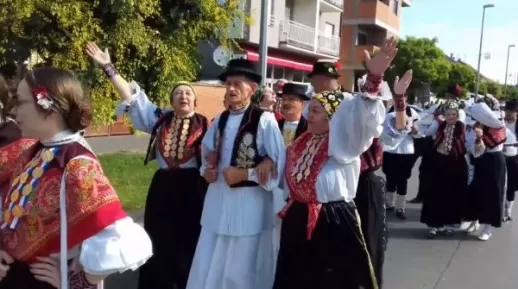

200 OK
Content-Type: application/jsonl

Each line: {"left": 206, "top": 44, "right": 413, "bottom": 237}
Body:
{"left": 40, "top": 130, "right": 94, "bottom": 153}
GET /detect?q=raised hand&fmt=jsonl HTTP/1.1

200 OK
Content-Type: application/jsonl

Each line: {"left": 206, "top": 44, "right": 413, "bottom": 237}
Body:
{"left": 364, "top": 37, "right": 398, "bottom": 76}
{"left": 86, "top": 42, "right": 111, "bottom": 66}
{"left": 393, "top": 70, "right": 413, "bottom": 95}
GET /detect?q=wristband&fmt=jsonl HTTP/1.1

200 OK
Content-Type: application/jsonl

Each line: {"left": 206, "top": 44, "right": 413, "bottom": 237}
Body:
{"left": 363, "top": 73, "right": 383, "bottom": 95}
{"left": 102, "top": 63, "right": 119, "bottom": 78}
{"left": 69, "top": 270, "right": 96, "bottom": 289}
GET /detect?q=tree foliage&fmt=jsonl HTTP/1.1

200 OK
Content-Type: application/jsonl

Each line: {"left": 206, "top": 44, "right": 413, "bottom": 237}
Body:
{"left": 385, "top": 37, "right": 451, "bottom": 96}
{"left": 0, "top": 0, "right": 242, "bottom": 125}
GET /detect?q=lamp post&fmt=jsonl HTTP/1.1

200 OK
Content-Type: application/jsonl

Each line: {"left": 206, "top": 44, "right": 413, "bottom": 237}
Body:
{"left": 504, "top": 44, "right": 516, "bottom": 96}
{"left": 258, "top": 0, "right": 269, "bottom": 85}
{"left": 474, "top": 3, "right": 495, "bottom": 97}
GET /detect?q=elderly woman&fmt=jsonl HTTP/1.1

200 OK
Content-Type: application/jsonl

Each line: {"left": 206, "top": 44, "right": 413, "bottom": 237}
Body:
{"left": 0, "top": 75, "right": 36, "bottom": 192}
{"left": 462, "top": 97, "right": 507, "bottom": 241}
{"left": 272, "top": 38, "right": 410, "bottom": 289}
{"left": 253, "top": 85, "right": 283, "bottom": 120}
{"left": 0, "top": 67, "right": 152, "bottom": 289}
{"left": 419, "top": 100, "right": 468, "bottom": 238}
{"left": 86, "top": 42, "right": 210, "bottom": 289}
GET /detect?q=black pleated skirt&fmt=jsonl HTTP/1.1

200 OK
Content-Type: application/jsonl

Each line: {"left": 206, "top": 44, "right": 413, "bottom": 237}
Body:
{"left": 463, "top": 152, "right": 506, "bottom": 228}
{"left": 354, "top": 171, "right": 387, "bottom": 288}
{"left": 416, "top": 137, "right": 435, "bottom": 200}
{"left": 0, "top": 261, "right": 55, "bottom": 289}
{"left": 273, "top": 200, "right": 378, "bottom": 289}
{"left": 137, "top": 168, "right": 208, "bottom": 289}
{"left": 420, "top": 152, "right": 468, "bottom": 228}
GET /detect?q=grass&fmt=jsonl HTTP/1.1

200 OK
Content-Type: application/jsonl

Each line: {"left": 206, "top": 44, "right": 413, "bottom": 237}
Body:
{"left": 98, "top": 152, "right": 155, "bottom": 211}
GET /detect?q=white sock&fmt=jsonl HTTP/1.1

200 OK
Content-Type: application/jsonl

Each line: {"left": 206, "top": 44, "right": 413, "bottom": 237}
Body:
{"left": 395, "top": 194, "right": 406, "bottom": 210}
{"left": 508, "top": 201, "right": 515, "bottom": 215}
{"left": 386, "top": 192, "right": 396, "bottom": 207}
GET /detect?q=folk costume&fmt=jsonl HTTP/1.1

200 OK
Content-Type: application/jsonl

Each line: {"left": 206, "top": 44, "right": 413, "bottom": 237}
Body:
{"left": 186, "top": 59, "right": 286, "bottom": 289}
{"left": 116, "top": 81, "right": 209, "bottom": 289}
{"left": 0, "top": 120, "right": 36, "bottom": 193}
{"left": 503, "top": 100, "right": 518, "bottom": 222}
{"left": 381, "top": 106, "right": 420, "bottom": 219}
{"left": 0, "top": 130, "right": 152, "bottom": 289}
{"left": 419, "top": 100, "right": 468, "bottom": 238}
{"left": 277, "top": 83, "right": 309, "bottom": 146}
{"left": 353, "top": 74, "right": 393, "bottom": 288}
{"left": 273, "top": 77, "right": 386, "bottom": 289}
{"left": 464, "top": 100, "right": 507, "bottom": 241}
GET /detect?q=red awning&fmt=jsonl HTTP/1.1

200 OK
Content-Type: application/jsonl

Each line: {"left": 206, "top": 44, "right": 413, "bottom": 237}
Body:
{"left": 244, "top": 49, "right": 313, "bottom": 72}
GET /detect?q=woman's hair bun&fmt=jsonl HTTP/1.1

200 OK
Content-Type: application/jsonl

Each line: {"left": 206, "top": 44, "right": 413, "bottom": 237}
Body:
{"left": 67, "top": 100, "right": 93, "bottom": 131}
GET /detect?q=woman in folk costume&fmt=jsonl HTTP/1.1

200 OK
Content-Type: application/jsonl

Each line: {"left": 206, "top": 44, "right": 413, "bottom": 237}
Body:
{"left": 86, "top": 42, "right": 209, "bottom": 289}
{"left": 252, "top": 85, "right": 283, "bottom": 120}
{"left": 273, "top": 38, "right": 410, "bottom": 289}
{"left": 353, "top": 72, "right": 395, "bottom": 288}
{"left": 186, "top": 58, "right": 285, "bottom": 289}
{"left": 381, "top": 92, "right": 421, "bottom": 220}
{"left": 0, "top": 75, "right": 36, "bottom": 192}
{"left": 0, "top": 67, "right": 152, "bottom": 289}
{"left": 419, "top": 100, "right": 468, "bottom": 238}
{"left": 462, "top": 96, "right": 507, "bottom": 241}
{"left": 503, "top": 100, "right": 518, "bottom": 222}
{"left": 277, "top": 82, "right": 309, "bottom": 146}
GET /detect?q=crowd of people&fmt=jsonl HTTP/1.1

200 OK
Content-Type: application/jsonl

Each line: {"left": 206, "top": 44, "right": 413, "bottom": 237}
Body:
{"left": 0, "top": 35, "right": 514, "bottom": 289}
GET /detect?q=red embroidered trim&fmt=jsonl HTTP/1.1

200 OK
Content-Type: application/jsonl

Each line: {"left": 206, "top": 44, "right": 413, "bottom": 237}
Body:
{"left": 482, "top": 126, "right": 507, "bottom": 148}
{"left": 363, "top": 73, "right": 383, "bottom": 94}
{"left": 69, "top": 270, "right": 96, "bottom": 289}
{"left": 278, "top": 132, "right": 329, "bottom": 240}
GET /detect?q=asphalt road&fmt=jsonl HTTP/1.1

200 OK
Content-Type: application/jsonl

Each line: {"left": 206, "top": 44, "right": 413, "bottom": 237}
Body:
{"left": 89, "top": 137, "right": 518, "bottom": 289}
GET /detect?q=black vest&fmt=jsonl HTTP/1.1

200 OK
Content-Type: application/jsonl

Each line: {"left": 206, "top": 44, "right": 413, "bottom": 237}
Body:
{"left": 277, "top": 116, "right": 308, "bottom": 141}
{"left": 217, "top": 106, "right": 265, "bottom": 188}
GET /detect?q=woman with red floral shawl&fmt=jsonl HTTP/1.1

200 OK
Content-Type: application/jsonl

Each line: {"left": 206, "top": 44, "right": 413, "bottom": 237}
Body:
{"left": 0, "top": 67, "right": 152, "bottom": 289}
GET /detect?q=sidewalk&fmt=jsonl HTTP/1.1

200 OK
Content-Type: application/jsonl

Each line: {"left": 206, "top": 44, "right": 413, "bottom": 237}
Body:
{"left": 87, "top": 134, "right": 149, "bottom": 154}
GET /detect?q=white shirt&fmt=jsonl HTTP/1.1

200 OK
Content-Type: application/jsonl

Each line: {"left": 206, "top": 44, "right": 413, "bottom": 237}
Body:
{"left": 381, "top": 108, "right": 420, "bottom": 154}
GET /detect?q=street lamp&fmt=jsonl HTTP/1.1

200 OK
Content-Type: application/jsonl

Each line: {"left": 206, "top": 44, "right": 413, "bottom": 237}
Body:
{"left": 504, "top": 44, "right": 516, "bottom": 96}
{"left": 474, "top": 3, "right": 495, "bottom": 97}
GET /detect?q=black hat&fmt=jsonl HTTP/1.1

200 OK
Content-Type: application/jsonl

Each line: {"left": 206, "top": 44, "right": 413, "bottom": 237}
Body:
{"left": 446, "top": 83, "right": 462, "bottom": 97}
{"left": 218, "top": 59, "right": 262, "bottom": 84}
{"left": 505, "top": 100, "right": 518, "bottom": 111}
{"left": 281, "top": 83, "right": 310, "bottom": 100}
{"left": 307, "top": 61, "right": 341, "bottom": 78}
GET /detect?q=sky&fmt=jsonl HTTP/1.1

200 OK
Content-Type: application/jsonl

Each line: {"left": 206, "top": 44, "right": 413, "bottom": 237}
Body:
{"left": 400, "top": 0, "right": 517, "bottom": 84}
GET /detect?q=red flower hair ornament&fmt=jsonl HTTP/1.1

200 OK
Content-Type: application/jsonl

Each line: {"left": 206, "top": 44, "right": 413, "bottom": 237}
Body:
{"left": 335, "top": 61, "right": 342, "bottom": 71}
{"left": 32, "top": 85, "right": 54, "bottom": 110}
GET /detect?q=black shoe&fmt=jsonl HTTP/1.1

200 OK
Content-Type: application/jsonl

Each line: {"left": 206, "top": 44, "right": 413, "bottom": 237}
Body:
{"left": 395, "top": 209, "right": 407, "bottom": 220}
{"left": 386, "top": 206, "right": 395, "bottom": 212}
{"left": 409, "top": 197, "right": 423, "bottom": 204}
{"left": 427, "top": 229, "right": 438, "bottom": 239}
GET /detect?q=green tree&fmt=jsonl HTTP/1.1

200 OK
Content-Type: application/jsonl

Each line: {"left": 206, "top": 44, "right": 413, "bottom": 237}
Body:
{"left": 385, "top": 36, "right": 451, "bottom": 97}
{"left": 486, "top": 80, "right": 503, "bottom": 98}
{"left": 0, "top": 0, "right": 242, "bottom": 125}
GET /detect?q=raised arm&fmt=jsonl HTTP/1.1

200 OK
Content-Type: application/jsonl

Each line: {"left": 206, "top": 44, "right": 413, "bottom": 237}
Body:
{"left": 86, "top": 42, "right": 160, "bottom": 133}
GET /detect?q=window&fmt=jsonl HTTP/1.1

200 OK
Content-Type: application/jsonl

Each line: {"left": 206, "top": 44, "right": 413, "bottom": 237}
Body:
{"left": 323, "top": 22, "right": 335, "bottom": 36}
{"left": 393, "top": 0, "right": 399, "bottom": 15}
{"left": 356, "top": 31, "right": 368, "bottom": 45}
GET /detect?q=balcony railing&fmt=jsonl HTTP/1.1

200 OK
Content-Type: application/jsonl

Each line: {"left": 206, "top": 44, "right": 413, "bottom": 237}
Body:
{"left": 317, "top": 34, "right": 340, "bottom": 56}
{"left": 322, "top": 0, "right": 343, "bottom": 9}
{"left": 280, "top": 20, "right": 316, "bottom": 51}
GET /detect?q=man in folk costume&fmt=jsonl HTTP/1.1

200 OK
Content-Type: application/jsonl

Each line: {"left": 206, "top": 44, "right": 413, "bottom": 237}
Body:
{"left": 503, "top": 100, "right": 518, "bottom": 222}
{"left": 277, "top": 82, "right": 309, "bottom": 146}
{"left": 186, "top": 59, "right": 286, "bottom": 289}
{"left": 462, "top": 96, "right": 507, "bottom": 241}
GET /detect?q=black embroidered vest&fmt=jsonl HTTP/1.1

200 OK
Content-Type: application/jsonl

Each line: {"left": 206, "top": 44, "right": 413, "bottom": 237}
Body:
{"left": 277, "top": 116, "right": 308, "bottom": 144}
{"left": 145, "top": 110, "right": 208, "bottom": 168}
{"left": 217, "top": 105, "right": 265, "bottom": 188}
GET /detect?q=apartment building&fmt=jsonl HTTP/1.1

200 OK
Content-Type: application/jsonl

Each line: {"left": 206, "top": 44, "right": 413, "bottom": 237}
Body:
{"left": 198, "top": 0, "right": 343, "bottom": 84}
{"left": 340, "top": 0, "right": 410, "bottom": 91}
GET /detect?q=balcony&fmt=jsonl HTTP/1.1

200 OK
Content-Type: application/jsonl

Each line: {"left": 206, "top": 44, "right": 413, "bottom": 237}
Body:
{"left": 342, "top": 0, "right": 400, "bottom": 32}
{"left": 321, "top": 0, "right": 343, "bottom": 11}
{"left": 279, "top": 20, "right": 340, "bottom": 58}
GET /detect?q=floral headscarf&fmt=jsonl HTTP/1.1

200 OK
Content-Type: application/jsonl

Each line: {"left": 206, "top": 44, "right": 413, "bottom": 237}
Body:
{"left": 441, "top": 99, "right": 459, "bottom": 113}
{"left": 477, "top": 94, "right": 500, "bottom": 111}
{"left": 313, "top": 91, "right": 344, "bottom": 118}
{"left": 251, "top": 85, "right": 274, "bottom": 105}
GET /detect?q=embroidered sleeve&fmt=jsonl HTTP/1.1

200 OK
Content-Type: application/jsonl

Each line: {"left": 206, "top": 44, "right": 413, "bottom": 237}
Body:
{"left": 64, "top": 157, "right": 127, "bottom": 249}
{"left": 115, "top": 81, "right": 160, "bottom": 134}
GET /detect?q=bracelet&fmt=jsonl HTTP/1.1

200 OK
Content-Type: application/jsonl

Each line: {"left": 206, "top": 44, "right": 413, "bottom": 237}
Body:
{"left": 363, "top": 73, "right": 383, "bottom": 95}
{"left": 69, "top": 270, "right": 96, "bottom": 289}
{"left": 393, "top": 94, "right": 406, "bottom": 112}
{"left": 102, "top": 63, "right": 119, "bottom": 78}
